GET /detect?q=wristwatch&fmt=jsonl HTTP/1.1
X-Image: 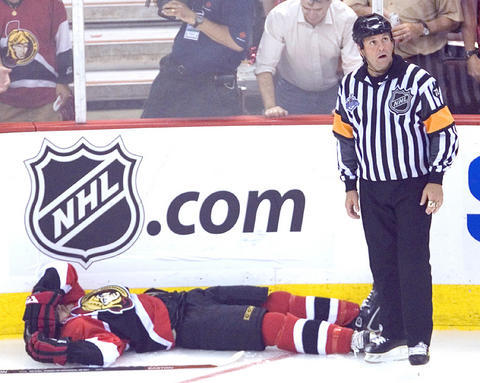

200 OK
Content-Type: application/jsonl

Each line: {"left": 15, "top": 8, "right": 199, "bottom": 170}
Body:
{"left": 193, "top": 13, "right": 204, "bottom": 28}
{"left": 465, "top": 48, "right": 479, "bottom": 59}
{"left": 420, "top": 21, "right": 430, "bottom": 36}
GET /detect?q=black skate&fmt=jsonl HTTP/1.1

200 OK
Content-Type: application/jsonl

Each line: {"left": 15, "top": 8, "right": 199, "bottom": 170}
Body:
{"left": 408, "top": 342, "right": 430, "bottom": 365}
{"left": 353, "top": 287, "right": 382, "bottom": 332}
{"left": 364, "top": 336, "right": 408, "bottom": 363}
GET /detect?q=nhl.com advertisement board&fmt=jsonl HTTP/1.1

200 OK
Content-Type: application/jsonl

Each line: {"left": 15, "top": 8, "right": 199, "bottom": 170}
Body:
{"left": 0, "top": 123, "right": 479, "bottom": 293}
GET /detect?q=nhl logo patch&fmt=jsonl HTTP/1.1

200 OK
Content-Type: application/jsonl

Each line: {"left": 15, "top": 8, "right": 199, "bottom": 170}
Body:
{"left": 388, "top": 86, "right": 413, "bottom": 115}
{"left": 25, "top": 137, "right": 144, "bottom": 268}
{"left": 346, "top": 94, "right": 360, "bottom": 112}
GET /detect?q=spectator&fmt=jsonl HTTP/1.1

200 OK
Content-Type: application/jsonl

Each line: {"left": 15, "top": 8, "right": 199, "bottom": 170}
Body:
{"left": 345, "top": 0, "right": 463, "bottom": 109}
{"left": 0, "top": 64, "right": 11, "bottom": 94}
{"left": 462, "top": 0, "right": 480, "bottom": 82}
{"left": 0, "top": 0, "right": 74, "bottom": 122}
{"left": 141, "top": 0, "right": 254, "bottom": 119}
{"left": 255, "top": 0, "right": 362, "bottom": 117}
{"left": 437, "top": 0, "right": 480, "bottom": 114}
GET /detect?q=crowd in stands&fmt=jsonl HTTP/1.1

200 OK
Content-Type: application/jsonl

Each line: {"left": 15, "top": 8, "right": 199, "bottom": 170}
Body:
{"left": 254, "top": 0, "right": 478, "bottom": 115}
{"left": 0, "top": 0, "right": 479, "bottom": 122}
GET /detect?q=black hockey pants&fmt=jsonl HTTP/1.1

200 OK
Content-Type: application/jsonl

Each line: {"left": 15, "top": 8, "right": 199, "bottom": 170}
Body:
{"left": 359, "top": 175, "right": 433, "bottom": 347}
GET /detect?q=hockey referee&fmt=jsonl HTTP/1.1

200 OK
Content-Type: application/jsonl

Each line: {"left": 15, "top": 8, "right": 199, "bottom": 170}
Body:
{"left": 333, "top": 14, "right": 459, "bottom": 365}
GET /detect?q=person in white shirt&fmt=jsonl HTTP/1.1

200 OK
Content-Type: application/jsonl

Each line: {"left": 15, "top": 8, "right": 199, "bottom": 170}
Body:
{"left": 255, "top": 0, "right": 362, "bottom": 117}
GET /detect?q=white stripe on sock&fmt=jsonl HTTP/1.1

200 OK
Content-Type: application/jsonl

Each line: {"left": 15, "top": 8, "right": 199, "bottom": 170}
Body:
{"left": 328, "top": 298, "right": 339, "bottom": 323}
{"left": 293, "top": 318, "right": 307, "bottom": 354}
{"left": 305, "top": 296, "right": 315, "bottom": 319}
{"left": 317, "top": 321, "right": 330, "bottom": 355}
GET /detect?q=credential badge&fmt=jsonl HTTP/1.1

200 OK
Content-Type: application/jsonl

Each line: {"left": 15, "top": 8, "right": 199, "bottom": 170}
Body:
{"left": 388, "top": 86, "right": 413, "bottom": 115}
{"left": 25, "top": 137, "right": 144, "bottom": 268}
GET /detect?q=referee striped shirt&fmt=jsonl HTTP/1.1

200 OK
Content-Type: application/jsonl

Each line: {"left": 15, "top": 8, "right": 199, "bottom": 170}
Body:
{"left": 333, "top": 54, "right": 459, "bottom": 191}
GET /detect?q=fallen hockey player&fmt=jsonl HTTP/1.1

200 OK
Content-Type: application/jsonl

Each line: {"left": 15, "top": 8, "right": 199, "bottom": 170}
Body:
{"left": 23, "top": 262, "right": 377, "bottom": 366}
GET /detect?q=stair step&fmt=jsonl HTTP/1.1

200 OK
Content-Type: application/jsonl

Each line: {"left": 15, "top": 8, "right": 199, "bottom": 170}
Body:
{"left": 83, "top": 25, "right": 178, "bottom": 69}
{"left": 64, "top": 0, "right": 163, "bottom": 23}
{"left": 84, "top": 25, "right": 178, "bottom": 43}
{"left": 86, "top": 69, "right": 157, "bottom": 100}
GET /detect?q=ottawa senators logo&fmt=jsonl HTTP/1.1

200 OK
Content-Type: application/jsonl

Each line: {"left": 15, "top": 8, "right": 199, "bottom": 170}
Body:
{"left": 3, "top": 22, "right": 38, "bottom": 67}
{"left": 77, "top": 285, "right": 134, "bottom": 314}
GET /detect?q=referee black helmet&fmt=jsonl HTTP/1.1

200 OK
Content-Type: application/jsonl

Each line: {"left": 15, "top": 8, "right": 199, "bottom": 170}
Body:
{"left": 352, "top": 14, "right": 393, "bottom": 48}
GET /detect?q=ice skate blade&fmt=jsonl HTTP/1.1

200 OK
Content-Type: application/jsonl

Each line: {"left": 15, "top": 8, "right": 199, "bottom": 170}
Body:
{"left": 364, "top": 345, "right": 408, "bottom": 363}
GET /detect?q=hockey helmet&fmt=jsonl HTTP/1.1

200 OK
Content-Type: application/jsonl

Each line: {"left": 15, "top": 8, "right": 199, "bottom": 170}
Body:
{"left": 352, "top": 14, "right": 393, "bottom": 48}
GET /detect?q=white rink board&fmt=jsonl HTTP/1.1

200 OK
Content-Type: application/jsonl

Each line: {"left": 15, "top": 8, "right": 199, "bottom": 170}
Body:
{"left": 0, "top": 124, "right": 479, "bottom": 292}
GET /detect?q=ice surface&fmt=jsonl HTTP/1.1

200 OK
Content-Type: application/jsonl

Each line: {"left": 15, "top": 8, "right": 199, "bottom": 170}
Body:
{"left": 1, "top": 330, "right": 479, "bottom": 383}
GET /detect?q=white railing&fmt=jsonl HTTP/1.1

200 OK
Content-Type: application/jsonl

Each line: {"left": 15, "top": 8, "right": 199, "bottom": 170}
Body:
{"left": 72, "top": 0, "right": 87, "bottom": 123}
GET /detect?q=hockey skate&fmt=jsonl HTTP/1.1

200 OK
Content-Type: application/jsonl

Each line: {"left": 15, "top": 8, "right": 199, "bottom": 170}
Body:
{"left": 408, "top": 342, "right": 430, "bottom": 365}
{"left": 353, "top": 287, "right": 382, "bottom": 332}
{"left": 350, "top": 330, "right": 380, "bottom": 355}
{"left": 364, "top": 336, "right": 408, "bottom": 363}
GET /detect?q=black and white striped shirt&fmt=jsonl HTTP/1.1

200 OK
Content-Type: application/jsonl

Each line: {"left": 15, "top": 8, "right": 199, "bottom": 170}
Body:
{"left": 333, "top": 55, "right": 459, "bottom": 191}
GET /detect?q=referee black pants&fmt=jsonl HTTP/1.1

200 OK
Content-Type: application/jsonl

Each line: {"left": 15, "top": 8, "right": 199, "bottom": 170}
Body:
{"left": 359, "top": 176, "right": 433, "bottom": 347}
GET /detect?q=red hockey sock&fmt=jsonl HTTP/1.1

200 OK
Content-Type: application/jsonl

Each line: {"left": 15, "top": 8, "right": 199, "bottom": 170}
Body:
{"left": 262, "top": 313, "right": 354, "bottom": 355}
{"left": 261, "top": 312, "right": 297, "bottom": 352}
{"left": 264, "top": 291, "right": 307, "bottom": 317}
{"left": 325, "top": 324, "right": 354, "bottom": 354}
{"left": 264, "top": 291, "right": 292, "bottom": 314}
{"left": 336, "top": 300, "right": 360, "bottom": 327}
{"left": 262, "top": 312, "right": 284, "bottom": 346}
{"left": 287, "top": 295, "right": 307, "bottom": 318}
{"left": 264, "top": 292, "right": 360, "bottom": 327}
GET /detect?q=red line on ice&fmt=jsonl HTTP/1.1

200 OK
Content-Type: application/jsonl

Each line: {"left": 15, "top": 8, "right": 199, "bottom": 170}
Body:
{"left": 178, "top": 353, "right": 294, "bottom": 383}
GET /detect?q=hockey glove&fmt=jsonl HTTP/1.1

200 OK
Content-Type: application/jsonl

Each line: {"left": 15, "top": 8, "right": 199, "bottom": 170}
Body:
{"left": 23, "top": 290, "right": 63, "bottom": 339}
{"left": 26, "top": 331, "right": 69, "bottom": 365}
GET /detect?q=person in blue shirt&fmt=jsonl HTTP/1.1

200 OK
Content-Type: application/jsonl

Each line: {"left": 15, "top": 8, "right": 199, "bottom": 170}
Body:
{"left": 142, "top": 0, "right": 254, "bottom": 118}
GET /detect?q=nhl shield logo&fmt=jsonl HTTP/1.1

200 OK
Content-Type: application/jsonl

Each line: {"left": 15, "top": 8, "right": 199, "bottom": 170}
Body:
{"left": 25, "top": 137, "right": 144, "bottom": 268}
{"left": 388, "top": 86, "right": 413, "bottom": 115}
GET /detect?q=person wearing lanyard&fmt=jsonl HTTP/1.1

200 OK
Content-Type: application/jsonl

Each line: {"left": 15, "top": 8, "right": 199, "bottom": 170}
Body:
{"left": 142, "top": 0, "right": 254, "bottom": 118}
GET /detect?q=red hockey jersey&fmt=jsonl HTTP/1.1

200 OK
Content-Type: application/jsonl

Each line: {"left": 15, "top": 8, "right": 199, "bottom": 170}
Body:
{"left": 31, "top": 262, "right": 175, "bottom": 366}
{"left": 0, "top": 0, "right": 73, "bottom": 107}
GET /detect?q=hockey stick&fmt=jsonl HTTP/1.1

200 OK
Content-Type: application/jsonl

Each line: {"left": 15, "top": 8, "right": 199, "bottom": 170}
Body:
{"left": 0, "top": 351, "right": 245, "bottom": 374}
